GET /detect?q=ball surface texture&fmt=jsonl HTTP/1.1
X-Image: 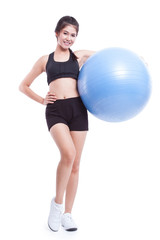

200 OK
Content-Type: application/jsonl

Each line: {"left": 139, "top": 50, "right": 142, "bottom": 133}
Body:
{"left": 78, "top": 48, "right": 151, "bottom": 122}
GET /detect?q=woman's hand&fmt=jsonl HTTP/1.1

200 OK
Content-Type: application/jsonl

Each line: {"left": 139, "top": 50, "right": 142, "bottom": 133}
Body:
{"left": 43, "top": 92, "right": 57, "bottom": 105}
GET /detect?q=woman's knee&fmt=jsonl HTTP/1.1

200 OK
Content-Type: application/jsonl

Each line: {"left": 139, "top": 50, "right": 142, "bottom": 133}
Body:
{"left": 61, "top": 147, "right": 76, "bottom": 166}
{"left": 72, "top": 158, "right": 81, "bottom": 174}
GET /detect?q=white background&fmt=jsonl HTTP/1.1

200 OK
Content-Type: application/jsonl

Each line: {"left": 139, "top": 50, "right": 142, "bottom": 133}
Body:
{"left": 0, "top": 0, "right": 160, "bottom": 239}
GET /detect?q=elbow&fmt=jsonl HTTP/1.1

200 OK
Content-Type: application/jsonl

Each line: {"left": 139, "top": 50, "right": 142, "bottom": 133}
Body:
{"left": 19, "top": 83, "right": 24, "bottom": 93}
{"left": 19, "top": 82, "right": 27, "bottom": 94}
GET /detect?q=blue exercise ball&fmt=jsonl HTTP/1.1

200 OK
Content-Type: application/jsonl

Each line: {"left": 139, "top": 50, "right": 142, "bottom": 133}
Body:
{"left": 78, "top": 47, "right": 151, "bottom": 122}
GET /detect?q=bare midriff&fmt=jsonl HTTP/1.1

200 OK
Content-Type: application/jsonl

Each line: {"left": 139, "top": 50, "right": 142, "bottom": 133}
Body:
{"left": 49, "top": 77, "right": 79, "bottom": 99}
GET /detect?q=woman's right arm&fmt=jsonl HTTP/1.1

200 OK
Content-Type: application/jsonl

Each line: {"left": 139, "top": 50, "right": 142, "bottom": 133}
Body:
{"left": 19, "top": 56, "right": 56, "bottom": 105}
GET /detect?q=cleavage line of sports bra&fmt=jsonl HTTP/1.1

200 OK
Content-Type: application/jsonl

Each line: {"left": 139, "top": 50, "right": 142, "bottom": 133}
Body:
{"left": 46, "top": 49, "right": 79, "bottom": 85}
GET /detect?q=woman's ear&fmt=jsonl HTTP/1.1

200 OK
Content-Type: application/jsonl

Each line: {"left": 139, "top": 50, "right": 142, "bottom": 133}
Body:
{"left": 55, "top": 32, "right": 59, "bottom": 39}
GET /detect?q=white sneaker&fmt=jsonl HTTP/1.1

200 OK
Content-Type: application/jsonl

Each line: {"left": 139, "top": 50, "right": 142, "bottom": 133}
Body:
{"left": 48, "top": 198, "right": 63, "bottom": 232}
{"left": 61, "top": 213, "right": 78, "bottom": 231}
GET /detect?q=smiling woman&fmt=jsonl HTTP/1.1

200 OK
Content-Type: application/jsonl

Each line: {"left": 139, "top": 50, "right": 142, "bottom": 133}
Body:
{"left": 56, "top": 27, "right": 77, "bottom": 50}
{"left": 55, "top": 16, "right": 78, "bottom": 50}
{"left": 19, "top": 15, "right": 95, "bottom": 233}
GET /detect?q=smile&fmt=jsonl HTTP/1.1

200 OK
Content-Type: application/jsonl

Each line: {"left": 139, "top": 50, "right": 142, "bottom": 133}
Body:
{"left": 64, "top": 41, "right": 71, "bottom": 46}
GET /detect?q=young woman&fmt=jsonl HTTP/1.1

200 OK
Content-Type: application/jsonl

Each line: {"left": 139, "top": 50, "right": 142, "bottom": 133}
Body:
{"left": 19, "top": 16, "right": 95, "bottom": 232}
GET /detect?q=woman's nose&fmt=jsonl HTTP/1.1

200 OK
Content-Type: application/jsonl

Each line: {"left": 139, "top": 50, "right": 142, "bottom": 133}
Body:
{"left": 66, "top": 35, "right": 71, "bottom": 41}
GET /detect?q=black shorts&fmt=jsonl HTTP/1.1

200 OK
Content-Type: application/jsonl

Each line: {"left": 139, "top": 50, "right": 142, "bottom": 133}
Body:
{"left": 45, "top": 97, "right": 88, "bottom": 131}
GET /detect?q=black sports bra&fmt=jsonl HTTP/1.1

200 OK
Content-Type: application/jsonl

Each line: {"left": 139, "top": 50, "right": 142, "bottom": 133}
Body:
{"left": 46, "top": 49, "right": 79, "bottom": 85}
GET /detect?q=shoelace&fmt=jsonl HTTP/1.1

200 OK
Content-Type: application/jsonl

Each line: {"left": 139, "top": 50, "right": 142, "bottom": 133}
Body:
{"left": 65, "top": 215, "right": 75, "bottom": 224}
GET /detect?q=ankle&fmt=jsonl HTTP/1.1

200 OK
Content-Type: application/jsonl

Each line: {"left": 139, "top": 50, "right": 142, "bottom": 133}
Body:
{"left": 54, "top": 197, "right": 63, "bottom": 205}
{"left": 64, "top": 210, "right": 72, "bottom": 214}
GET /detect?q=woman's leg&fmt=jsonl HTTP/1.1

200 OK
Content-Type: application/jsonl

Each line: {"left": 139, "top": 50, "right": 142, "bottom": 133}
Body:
{"left": 64, "top": 131, "right": 87, "bottom": 213}
{"left": 50, "top": 123, "right": 76, "bottom": 204}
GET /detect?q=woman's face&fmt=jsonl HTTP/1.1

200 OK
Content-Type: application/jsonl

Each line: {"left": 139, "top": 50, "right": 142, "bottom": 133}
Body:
{"left": 56, "top": 25, "right": 77, "bottom": 49}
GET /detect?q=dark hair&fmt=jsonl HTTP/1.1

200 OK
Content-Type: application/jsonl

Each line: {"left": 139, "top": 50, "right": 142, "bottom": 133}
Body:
{"left": 55, "top": 16, "right": 79, "bottom": 35}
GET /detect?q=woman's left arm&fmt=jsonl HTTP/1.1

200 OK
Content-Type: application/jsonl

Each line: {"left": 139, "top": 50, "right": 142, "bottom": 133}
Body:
{"left": 74, "top": 50, "right": 96, "bottom": 68}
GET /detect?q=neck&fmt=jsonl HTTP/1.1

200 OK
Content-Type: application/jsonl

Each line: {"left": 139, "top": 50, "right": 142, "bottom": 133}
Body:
{"left": 55, "top": 44, "right": 70, "bottom": 53}
{"left": 54, "top": 45, "right": 70, "bottom": 62}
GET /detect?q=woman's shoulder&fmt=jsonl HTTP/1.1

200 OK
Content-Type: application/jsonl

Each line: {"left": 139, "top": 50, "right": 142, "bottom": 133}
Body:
{"left": 32, "top": 55, "right": 50, "bottom": 73}
{"left": 74, "top": 50, "right": 96, "bottom": 67}
{"left": 74, "top": 50, "right": 86, "bottom": 58}
{"left": 74, "top": 50, "right": 96, "bottom": 58}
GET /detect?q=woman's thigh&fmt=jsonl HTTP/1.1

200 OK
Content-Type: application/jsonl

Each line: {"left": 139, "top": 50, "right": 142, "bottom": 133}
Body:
{"left": 70, "top": 131, "right": 87, "bottom": 167}
{"left": 50, "top": 123, "right": 76, "bottom": 158}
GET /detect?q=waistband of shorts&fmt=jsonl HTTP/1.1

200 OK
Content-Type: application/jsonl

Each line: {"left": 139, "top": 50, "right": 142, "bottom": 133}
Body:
{"left": 56, "top": 96, "right": 81, "bottom": 102}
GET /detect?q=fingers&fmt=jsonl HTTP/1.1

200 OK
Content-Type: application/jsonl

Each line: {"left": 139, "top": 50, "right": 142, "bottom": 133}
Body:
{"left": 48, "top": 92, "right": 57, "bottom": 103}
{"left": 44, "top": 92, "right": 57, "bottom": 105}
